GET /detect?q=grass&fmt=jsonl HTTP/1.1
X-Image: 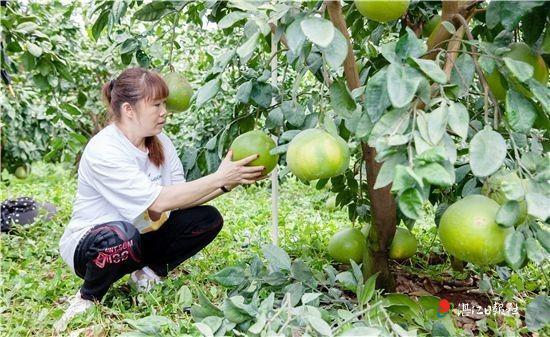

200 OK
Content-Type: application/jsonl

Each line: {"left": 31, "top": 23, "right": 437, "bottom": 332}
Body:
{"left": 1, "top": 162, "right": 350, "bottom": 336}
{"left": 1, "top": 162, "right": 547, "bottom": 336}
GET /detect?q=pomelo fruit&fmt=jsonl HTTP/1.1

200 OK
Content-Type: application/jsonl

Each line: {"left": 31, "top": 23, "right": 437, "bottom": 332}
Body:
{"left": 230, "top": 130, "right": 278, "bottom": 174}
{"left": 485, "top": 42, "right": 548, "bottom": 101}
{"left": 286, "top": 129, "right": 350, "bottom": 181}
{"left": 328, "top": 228, "right": 366, "bottom": 264}
{"left": 438, "top": 195, "right": 513, "bottom": 266}
{"left": 164, "top": 72, "right": 193, "bottom": 112}
{"left": 355, "top": 0, "right": 410, "bottom": 23}
{"left": 15, "top": 166, "right": 28, "bottom": 179}
{"left": 389, "top": 227, "right": 418, "bottom": 260}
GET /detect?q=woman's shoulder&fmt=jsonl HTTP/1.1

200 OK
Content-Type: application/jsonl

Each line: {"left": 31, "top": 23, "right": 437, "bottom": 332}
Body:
{"left": 83, "top": 125, "right": 126, "bottom": 158}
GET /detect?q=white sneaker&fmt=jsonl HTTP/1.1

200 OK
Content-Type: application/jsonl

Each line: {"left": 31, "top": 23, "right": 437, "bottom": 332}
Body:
{"left": 129, "top": 266, "right": 162, "bottom": 292}
{"left": 54, "top": 290, "right": 94, "bottom": 332}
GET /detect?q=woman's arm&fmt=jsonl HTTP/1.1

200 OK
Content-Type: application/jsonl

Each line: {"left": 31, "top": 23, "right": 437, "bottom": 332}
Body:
{"left": 149, "top": 151, "right": 263, "bottom": 213}
{"left": 186, "top": 188, "right": 226, "bottom": 208}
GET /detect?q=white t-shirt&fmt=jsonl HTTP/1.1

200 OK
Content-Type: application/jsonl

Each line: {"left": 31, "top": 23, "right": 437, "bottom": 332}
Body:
{"left": 59, "top": 124, "right": 186, "bottom": 272}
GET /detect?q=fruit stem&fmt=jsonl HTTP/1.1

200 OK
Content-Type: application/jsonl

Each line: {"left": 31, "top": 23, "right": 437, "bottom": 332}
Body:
{"left": 167, "top": 10, "right": 181, "bottom": 70}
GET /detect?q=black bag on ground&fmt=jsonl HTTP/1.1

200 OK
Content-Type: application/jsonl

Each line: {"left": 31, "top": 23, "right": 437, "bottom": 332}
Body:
{"left": 1, "top": 197, "right": 57, "bottom": 233}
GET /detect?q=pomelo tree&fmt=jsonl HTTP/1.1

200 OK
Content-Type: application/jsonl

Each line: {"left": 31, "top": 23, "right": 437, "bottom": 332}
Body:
{"left": 4, "top": 1, "right": 549, "bottom": 292}
{"left": 83, "top": 0, "right": 550, "bottom": 291}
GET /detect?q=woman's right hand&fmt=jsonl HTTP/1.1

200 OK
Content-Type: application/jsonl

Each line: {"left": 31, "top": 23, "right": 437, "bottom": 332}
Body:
{"left": 215, "top": 150, "right": 265, "bottom": 187}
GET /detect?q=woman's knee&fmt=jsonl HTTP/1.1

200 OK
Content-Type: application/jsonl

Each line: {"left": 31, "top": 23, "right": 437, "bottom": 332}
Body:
{"left": 90, "top": 221, "right": 143, "bottom": 267}
{"left": 201, "top": 205, "right": 224, "bottom": 229}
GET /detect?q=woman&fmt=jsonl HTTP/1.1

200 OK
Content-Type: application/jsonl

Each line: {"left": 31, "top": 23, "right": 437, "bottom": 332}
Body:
{"left": 55, "top": 67, "right": 265, "bottom": 331}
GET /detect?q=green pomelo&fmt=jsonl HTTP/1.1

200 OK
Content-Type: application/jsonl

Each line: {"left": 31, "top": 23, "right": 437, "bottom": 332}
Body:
{"left": 286, "top": 129, "right": 350, "bottom": 181}
{"left": 389, "top": 227, "right": 418, "bottom": 260}
{"left": 328, "top": 228, "right": 366, "bottom": 264}
{"left": 439, "top": 195, "right": 513, "bottom": 266}
{"left": 15, "top": 166, "right": 28, "bottom": 179}
{"left": 485, "top": 42, "right": 548, "bottom": 101}
{"left": 230, "top": 130, "right": 278, "bottom": 174}
{"left": 164, "top": 72, "right": 193, "bottom": 112}
{"left": 355, "top": 0, "right": 410, "bottom": 23}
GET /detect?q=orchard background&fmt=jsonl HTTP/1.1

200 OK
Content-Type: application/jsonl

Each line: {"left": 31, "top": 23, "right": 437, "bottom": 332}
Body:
{"left": 1, "top": 0, "right": 549, "bottom": 336}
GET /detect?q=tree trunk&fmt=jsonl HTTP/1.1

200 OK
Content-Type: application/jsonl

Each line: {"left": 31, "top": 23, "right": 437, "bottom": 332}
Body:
{"left": 326, "top": 0, "right": 397, "bottom": 291}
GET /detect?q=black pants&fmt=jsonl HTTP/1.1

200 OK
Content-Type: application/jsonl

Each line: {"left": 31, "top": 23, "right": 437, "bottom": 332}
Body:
{"left": 73, "top": 205, "right": 223, "bottom": 301}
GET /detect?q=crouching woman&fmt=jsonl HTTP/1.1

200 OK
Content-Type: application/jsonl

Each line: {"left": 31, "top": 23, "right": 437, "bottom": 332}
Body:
{"left": 55, "top": 67, "right": 264, "bottom": 331}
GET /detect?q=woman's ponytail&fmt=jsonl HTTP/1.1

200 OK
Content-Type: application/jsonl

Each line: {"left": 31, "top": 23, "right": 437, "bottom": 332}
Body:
{"left": 145, "top": 136, "right": 165, "bottom": 167}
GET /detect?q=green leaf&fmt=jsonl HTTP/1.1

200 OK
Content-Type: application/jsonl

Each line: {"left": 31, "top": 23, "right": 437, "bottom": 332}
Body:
{"left": 527, "top": 79, "right": 550, "bottom": 113}
{"left": 120, "top": 38, "right": 139, "bottom": 54}
{"left": 15, "top": 21, "right": 39, "bottom": 34}
{"left": 340, "top": 327, "right": 381, "bottom": 337}
{"left": 134, "top": 2, "right": 175, "bottom": 21}
{"left": 286, "top": 18, "right": 306, "bottom": 54}
{"left": 396, "top": 28, "right": 427, "bottom": 60}
{"left": 92, "top": 10, "right": 109, "bottom": 40}
{"left": 535, "top": 224, "right": 550, "bottom": 253}
{"left": 448, "top": 101, "right": 469, "bottom": 140}
{"left": 236, "top": 81, "right": 252, "bottom": 104}
{"left": 212, "top": 50, "right": 235, "bottom": 75}
{"left": 427, "top": 105, "right": 448, "bottom": 144}
{"left": 469, "top": 128, "right": 507, "bottom": 177}
{"left": 525, "top": 295, "right": 550, "bottom": 332}
{"left": 391, "top": 165, "right": 423, "bottom": 193}
{"left": 281, "top": 101, "right": 305, "bottom": 127}
{"left": 525, "top": 237, "right": 547, "bottom": 265}
{"left": 266, "top": 107, "right": 283, "bottom": 129}
{"left": 432, "top": 321, "right": 452, "bottom": 337}
{"left": 503, "top": 58, "right": 534, "bottom": 82}
{"left": 237, "top": 32, "right": 259, "bottom": 63}
{"left": 194, "top": 322, "right": 214, "bottom": 337}
{"left": 176, "top": 285, "right": 193, "bottom": 308}
{"left": 505, "top": 90, "right": 537, "bottom": 133}
{"left": 60, "top": 103, "right": 82, "bottom": 116}
{"left": 291, "top": 259, "right": 315, "bottom": 284}
{"left": 386, "top": 63, "right": 422, "bottom": 108}
{"left": 336, "top": 271, "right": 357, "bottom": 292}
{"left": 415, "top": 162, "right": 453, "bottom": 187}
{"left": 26, "top": 42, "right": 42, "bottom": 57}
{"left": 450, "top": 54, "right": 475, "bottom": 97}
{"left": 365, "top": 69, "right": 391, "bottom": 123}
{"left": 504, "top": 230, "right": 526, "bottom": 270}
{"left": 300, "top": 17, "right": 334, "bottom": 48}
{"left": 196, "top": 79, "right": 220, "bottom": 108}
{"left": 374, "top": 153, "right": 407, "bottom": 189}
{"left": 330, "top": 79, "right": 356, "bottom": 118}
{"left": 496, "top": 201, "right": 521, "bottom": 227}
{"left": 441, "top": 21, "right": 456, "bottom": 35}
{"left": 486, "top": 0, "right": 545, "bottom": 30}
{"left": 320, "top": 29, "right": 348, "bottom": 70}
{"left": 411, "top": 58, "right": 447, "bottom": 84}
{"left": 109, "top": 1, "right": 128, "bottom": 27}
{"left": 262, "top": 244, "right": 291, "bottom": 271}
{"left": 222, "top": 297, "right": 253, "bottom": 324}
{"left": 359, "top": 273, "right": 377, "bottom": 305}
{"left": 218, "top": 11, "right": 248, "bottom": 29}
{"left": 306, "top": 315, "right": 333, "bottom": 336}
{"left": 211, "top": 266, "right": 246, "bottom": 287}
{"left": 368, "top": 109, "right": 410, "bottom": 148}
{"left": 398, "top": 188, "right": 423, "bottom": 220}
{"left": 525, "top": 191, "right": 550, "bottom": 221}
{"left": 250, "top": 82, "right": 273, "bottom": 108}
{"left": 324, "top": 117, "right": 339, "bottom": 138}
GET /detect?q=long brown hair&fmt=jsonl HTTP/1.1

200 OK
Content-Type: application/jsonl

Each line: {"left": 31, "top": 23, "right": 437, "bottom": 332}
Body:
{"left": 102, "top": 67, "right": 169, "bottom": 167}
